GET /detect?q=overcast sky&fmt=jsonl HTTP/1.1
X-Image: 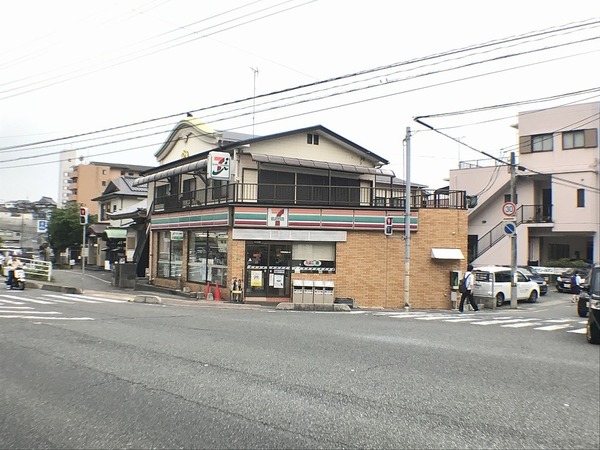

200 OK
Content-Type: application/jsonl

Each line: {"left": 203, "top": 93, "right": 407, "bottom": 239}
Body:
{"left": 1, "top": 0, "right": 598, "bottom": 202}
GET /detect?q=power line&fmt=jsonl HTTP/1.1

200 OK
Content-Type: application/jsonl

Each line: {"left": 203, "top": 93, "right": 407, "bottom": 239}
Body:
{"left": 1, "top": 17, "right": 597, "bottom": 152}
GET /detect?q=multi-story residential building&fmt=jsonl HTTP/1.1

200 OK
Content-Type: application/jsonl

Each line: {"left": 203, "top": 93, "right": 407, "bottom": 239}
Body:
{"left": 57, "top": 148, "right": 76, "bottom": 207}
{"left": 132, "top": 117, "right": 469, "bottom": 309}
{"left": 67, "top": 162, "right": 154, "bottom": 216}
{"left": 450, "top": 101, "right": 599, "bottom": 266}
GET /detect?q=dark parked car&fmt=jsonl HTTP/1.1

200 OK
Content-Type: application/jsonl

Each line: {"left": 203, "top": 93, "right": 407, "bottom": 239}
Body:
{"left": 556, "top": 268, "right": 590, "bottom": 293}
{"left": 577, "top": 264, "right": 600, "bottom": 344}
{"left": 518, "top": 266, "right": 548, "bottom": 296}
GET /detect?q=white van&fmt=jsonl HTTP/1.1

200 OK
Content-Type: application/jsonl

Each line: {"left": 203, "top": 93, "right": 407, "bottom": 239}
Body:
{"left": 472, "top": 266, "right": 540, "bottom": 307}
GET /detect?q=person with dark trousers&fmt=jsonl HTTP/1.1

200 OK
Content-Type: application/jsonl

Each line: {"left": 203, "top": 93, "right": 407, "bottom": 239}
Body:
{"left": 459, "top": 264, "right": 479, "bottom": 313}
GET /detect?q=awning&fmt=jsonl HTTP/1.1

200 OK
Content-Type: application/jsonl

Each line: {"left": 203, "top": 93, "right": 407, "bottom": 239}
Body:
{"left": 251, "top": 153, "right": 395, "bottom": 177}
{"left": 104, "top": 228, "right": 128, "bottom": 239}
{"left": 431, "top": 248, "right": 464, "bottom": 260}
{"left": 132, "top": 159, "right": 208, "bottom": 186}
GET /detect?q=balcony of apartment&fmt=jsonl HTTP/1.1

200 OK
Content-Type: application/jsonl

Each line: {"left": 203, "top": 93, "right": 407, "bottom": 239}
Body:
{"left": 153, "top": 182, "right": 467, "bottom": 213}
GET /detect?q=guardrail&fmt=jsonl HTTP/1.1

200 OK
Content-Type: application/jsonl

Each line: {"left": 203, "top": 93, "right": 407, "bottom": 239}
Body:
{"left": 2, "top": 258, "right": 52, "bottom": 281}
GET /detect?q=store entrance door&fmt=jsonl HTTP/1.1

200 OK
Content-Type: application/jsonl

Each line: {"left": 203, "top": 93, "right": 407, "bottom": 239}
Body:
{"left": 244, "top": 243, "right": 292, "bottom": 298}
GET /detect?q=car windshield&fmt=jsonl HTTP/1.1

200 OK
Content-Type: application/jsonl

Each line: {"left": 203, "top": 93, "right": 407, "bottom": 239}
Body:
{"left": 590, "top": 268, "right": 600, "bottom": 296}
{"left": 520, "top": 268, "right": 533, "bottom": 277}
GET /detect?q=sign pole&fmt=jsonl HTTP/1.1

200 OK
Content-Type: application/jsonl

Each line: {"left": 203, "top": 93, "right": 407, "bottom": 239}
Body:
{"left": 404, "top": 126, "right": 411, "bottom": 310}
{"left": 82, "top": 224, "right": 86, "bottom": 291}
{"left": 510, "top": 152, "right": 518, "bottom": 309}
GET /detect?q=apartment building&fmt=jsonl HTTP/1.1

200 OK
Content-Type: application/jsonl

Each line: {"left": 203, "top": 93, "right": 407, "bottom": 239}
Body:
{"left": 67, "top": 162, "right": 154, "bottom": 216}
{"left": 132, "top": 117, "right": 469, "bottom": 309}
{"left": 450, "top": 102, "right": 600, "bottom": 266}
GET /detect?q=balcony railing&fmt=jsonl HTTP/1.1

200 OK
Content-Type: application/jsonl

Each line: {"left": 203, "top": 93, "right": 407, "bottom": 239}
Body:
{"left": 153, "top": 183, "right": 467, "bottom": 213}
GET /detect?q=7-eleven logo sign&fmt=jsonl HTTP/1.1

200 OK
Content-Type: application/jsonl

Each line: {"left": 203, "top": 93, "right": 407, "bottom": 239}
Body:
{"left": 268, "top": 208, "right": 288, "bottom": 227}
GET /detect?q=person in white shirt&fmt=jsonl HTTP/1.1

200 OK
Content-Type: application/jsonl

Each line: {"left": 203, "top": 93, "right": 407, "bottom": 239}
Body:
{"left": 459, "top": 264, "right": 479, "bottom": 313}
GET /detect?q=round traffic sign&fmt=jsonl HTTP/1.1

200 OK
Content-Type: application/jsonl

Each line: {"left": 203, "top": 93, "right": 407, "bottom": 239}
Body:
{"left": 502, "top": 201, "right": 516, "bottom": 216}
{"left": 503, "top": 221, "right": 516, "bottom": 236}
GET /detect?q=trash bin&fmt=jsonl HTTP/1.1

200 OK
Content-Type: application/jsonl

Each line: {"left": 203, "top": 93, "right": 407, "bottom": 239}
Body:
{"left": 313, "top": 281, "right": 324, "bottom": 304}
{"left": 302, "top": 280, "right": 314, "bottom": 304}
{"left": 293, "top": 280, "right": 304, "bottom": 303}
{"left": 324, "top": 281, "right": 334, "bottom": 304}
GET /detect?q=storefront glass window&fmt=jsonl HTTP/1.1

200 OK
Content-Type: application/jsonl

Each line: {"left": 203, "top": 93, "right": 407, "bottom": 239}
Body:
{"left": 291, "top": 242, "right": 336, "bottom": 273}
{"left": 187, "top": 230, "right": 228, "bottom": 285}
{"left": 157, "top": 231, "right": 183, "bottom": 278}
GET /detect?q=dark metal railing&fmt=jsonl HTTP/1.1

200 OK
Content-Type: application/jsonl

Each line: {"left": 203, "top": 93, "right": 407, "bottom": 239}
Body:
{"left": 153, "top": 183, "right": 468, "bottom": 213}
{"left": 475, "top": 204, "right": 552, "bottom": 259}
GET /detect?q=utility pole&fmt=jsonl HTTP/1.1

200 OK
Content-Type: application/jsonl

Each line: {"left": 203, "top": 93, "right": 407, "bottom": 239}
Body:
{"left": 510, "top": 151, "right": 518, "bottom": 309}
{"left": 404, "top": 127, "right": 411, "bottom": 310}
{"left": 251, "top": 67, "right": 259, "bottom": 137}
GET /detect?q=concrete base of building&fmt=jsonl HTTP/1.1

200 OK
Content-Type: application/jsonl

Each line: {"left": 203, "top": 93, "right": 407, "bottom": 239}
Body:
{"left": 276, "top": 302, "right": 350, "bottom": 312}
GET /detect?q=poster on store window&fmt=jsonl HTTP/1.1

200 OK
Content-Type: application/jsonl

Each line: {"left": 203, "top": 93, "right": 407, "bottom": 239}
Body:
{"left": 251, "top": 270, "right": 263, "bottom": 287}
{"left": 274, "top": 274, "right": 284, "bottom": 289}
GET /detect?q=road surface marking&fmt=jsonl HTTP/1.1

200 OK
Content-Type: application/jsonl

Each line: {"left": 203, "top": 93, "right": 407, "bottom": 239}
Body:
{"left": 0, "top": 309, "right": 61, "bottom": 315}
{"left": 0, "top": 294, "right": 54, "bottom": 304}
{"left": 534, "top": 324, "right": 573, "bottom": 331}
{"left": 567, "top": 328, "right": 586, "bottom": 334}
{"left": 43, "top": 294, "right": 98, "bottom": 303}
{"left": 62, "top": 293, "right": 127, "bottom": 303}
{"left": 500, "top": 322, "right": 544, "bottom": 328}
{"left": 0, "top": 315, "right": 94, "bottom": 320}
{"left": 474, "top": 318, "right": 538, "bottom": 326}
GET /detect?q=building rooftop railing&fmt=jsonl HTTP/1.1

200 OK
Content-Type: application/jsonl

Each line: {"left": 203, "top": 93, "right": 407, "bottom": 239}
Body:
{"left": 153, "top": 182, "right": 468, "bottom": 213}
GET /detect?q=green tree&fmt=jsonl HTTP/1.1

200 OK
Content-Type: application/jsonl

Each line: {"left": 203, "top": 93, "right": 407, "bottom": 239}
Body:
{"left": 47, "top": 204, "right": 89, "bottom": 261}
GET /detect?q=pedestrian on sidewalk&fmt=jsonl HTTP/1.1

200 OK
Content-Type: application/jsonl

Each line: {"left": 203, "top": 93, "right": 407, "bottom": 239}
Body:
{"left": 459, "top": 264, "right": 479, "bottom": 313}
{"left": 571, "top": 270, "right": 582, "bottom": 303}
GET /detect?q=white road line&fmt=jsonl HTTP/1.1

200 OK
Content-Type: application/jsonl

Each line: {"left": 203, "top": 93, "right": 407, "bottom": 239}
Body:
{"left": 0, "top": 297, "right": 25, "bottom": 305}
{"left": 443, "top": 318, "right": 480, "bottom": 322}
{"left": 501, "top": 322, "right": 544, "bottom": 328}
{"left": 62, "top": 293, "right": 127, "bottom": 303}
{"left": 0, "top": 310, "right": 61, "bottom": 315}
{"left": 534, "top": 324, "right": 573, "bottom": 331}
{"left": 0, "top": 306, "right": 34, "bottom": 310}
{"left": 0, "top": 294, "right": 54, "bottom": 304}
{"left": 474, "top": 318, "right": 538, "bottom": 326}
{"left": 567, "top": 328, "right": 587, "bottom": 334}
{"left": 0, "top": 315, "right": 94, "bottom": 321}
{"left": 43, "top": 294, "right": 98, "bottom": 303}
{"left": 414, "top": 315, "right": 458, "bottom": 321}
{"left": 544, "top": 319, "right": 576, "bottom": 323}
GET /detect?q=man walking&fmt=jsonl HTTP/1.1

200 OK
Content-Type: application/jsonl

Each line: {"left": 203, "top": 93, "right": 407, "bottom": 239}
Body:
{"left": 459, "top": 264, "right": 479, "bottom": 313}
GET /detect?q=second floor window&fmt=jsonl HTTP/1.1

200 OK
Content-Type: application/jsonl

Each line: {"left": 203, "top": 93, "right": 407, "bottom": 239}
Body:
{"left": 532, "top": 134, "right": 553, "bottom": 152}
{"left": 577, "top": 189, "right": 585, "bottom": 207}
{"left": 563, "top": 129, "right": 598, "bottom": 149}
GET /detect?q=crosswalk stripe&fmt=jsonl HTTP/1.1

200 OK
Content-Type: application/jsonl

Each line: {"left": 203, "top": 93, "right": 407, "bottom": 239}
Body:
{"left": 474, "top": 318, "right": 538, "bottom": 326}
{"left": 501, "top": 322, "right": 543, "bottom": 328}
{"left": 0, "top": 310, "right": 61, "bottom": 315}
{"left": 0, "top": 294, "right": 54, "bottom": 304}
{"left": 534, "top": 324, "right": 573, "bottom": 331}
{"left": 0, "top": 299, "right": 25, "bottom": 305}
{"left": 62, "top": 293, "right": 127, "bottom": 303}
{"left": 567, "top": 328, "right": 587, "bottom": 334}
{"left": 43, "top": 294, "right": 98, "bottom": 303}
{"left": 0, "top": 306, "right": 33, "bottom": 310}
{"left": 0, "top": 315, "right": 94, "bottom": 321}
{"left": 415, "top": 315, "right": 457, "bottom": 321}
{"left": 443, "top": 318, "right": 479, "bottom": 322}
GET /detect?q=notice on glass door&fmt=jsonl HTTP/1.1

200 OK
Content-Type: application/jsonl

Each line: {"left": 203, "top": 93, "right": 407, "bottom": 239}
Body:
{"left": 251, "top": 270, "right": 263, "bottom": 287}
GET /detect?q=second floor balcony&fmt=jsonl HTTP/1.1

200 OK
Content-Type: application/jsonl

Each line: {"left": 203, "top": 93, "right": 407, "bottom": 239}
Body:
{"left": 153, "top": 182, "right": 468, "bottom": 213}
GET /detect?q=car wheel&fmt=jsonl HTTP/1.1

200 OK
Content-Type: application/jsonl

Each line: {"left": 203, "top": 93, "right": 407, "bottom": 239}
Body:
{"left": 578, "top": 297, "right": 589, "bottom": 318}
{"left": 496, "top": 292, "right": 505, "bottom": 307}
{"left": 528, "top": 290, "right": 538, "bottom": 303}
{"left": 587, "top": 318, "right": 600, "bottom": 345}
{"left": 556, "top": 285, "right": 563, "bottom": 293}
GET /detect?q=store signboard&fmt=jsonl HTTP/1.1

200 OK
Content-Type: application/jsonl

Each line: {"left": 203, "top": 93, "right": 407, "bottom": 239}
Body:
{"left": 207, "top": 151, "right": 231, "bottom": 180}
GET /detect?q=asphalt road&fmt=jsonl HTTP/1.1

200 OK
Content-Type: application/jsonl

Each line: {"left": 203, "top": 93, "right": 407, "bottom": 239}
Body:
{"left": 0, "top": 275, "right": 598, "bottom": 449}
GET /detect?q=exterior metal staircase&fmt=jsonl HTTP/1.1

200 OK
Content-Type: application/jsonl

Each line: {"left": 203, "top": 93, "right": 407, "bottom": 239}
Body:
{"left": 475, "top": 204, "right": 552, "bottom": 259}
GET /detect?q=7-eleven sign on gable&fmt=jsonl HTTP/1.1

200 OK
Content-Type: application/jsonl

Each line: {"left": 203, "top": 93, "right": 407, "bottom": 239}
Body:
{"left": 268, "top": 208, "right": 288, "bottom": 227}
